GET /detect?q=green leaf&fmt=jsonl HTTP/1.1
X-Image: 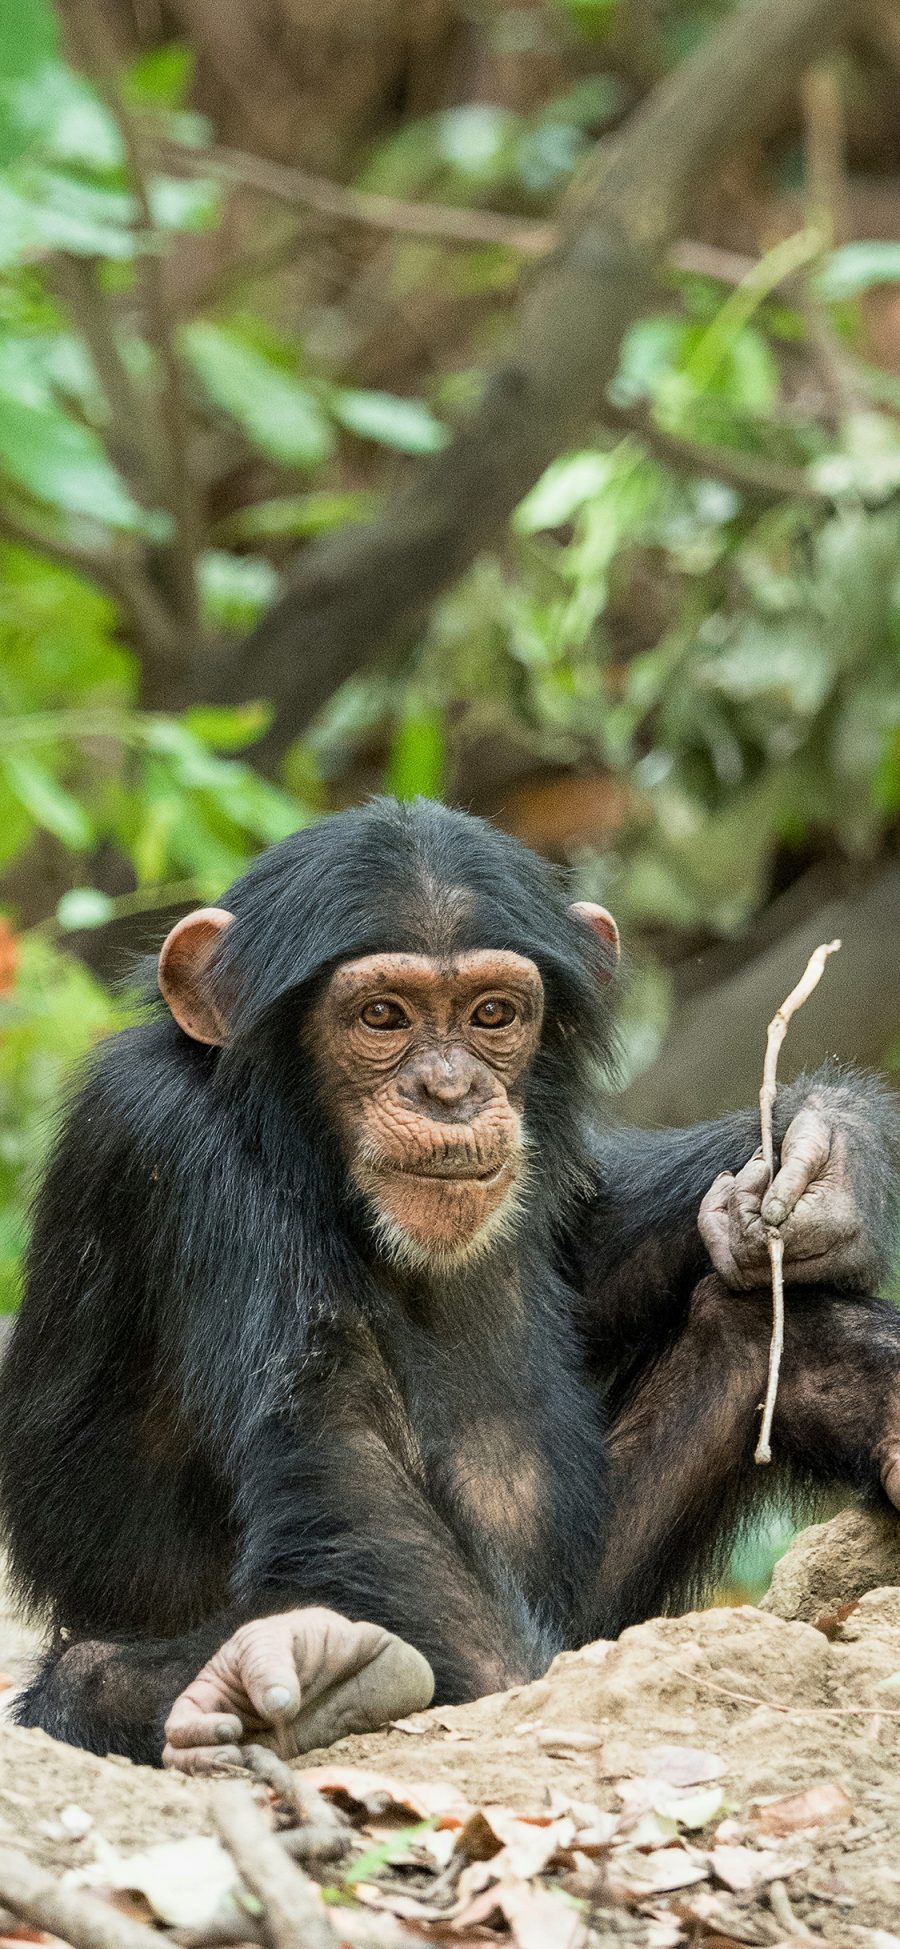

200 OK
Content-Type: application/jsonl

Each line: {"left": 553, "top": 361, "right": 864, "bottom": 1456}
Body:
{"left": 0, "top": 0, "right": 57, "bottom": 82}
{"left": 2, "top": 752, "right": 93, "bottom": 849}
{"left": 332, "top": 388, "right": 448, "bottom": 454}
{"left": 184, "top": 323, "right": 335, "bottom": 468}
{"left": 56, "top": 887, "right": 115, "bottom": 930}
{"left": 149, "top": 175, "right": 221, "bottom": 233}
{"left": 198, "top": 551, "right": 278, "bottom": 629}
{"left": 816, "top": 242, "right": 900, "bottom": 302}
{"left": 125, "top": 43, "right": 195, "bottom": 110}
{"left": 515, "top": 452, "right": 612, "bottom": 533}
{"left": 0, "top": 391, "right": 147, "bottom": 526}
{"left": 216, "top": 490, "right": 376, "bottom": 542}
{"left": 386, "top": 709, "right": 445, "bottom": 800}
{"left": 182, "top": 701, "right": 273, "bottom": 752}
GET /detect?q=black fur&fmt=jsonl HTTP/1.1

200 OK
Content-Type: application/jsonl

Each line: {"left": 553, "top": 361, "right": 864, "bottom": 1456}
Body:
{"left": 1, "top": 798, "right": 899, "bottom": 1763}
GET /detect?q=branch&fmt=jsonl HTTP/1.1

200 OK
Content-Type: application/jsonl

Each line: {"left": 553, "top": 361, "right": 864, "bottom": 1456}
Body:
{"left": 754, "top": 938, "right": 841, "bottom": 1465}
{"left": 0, "top": 506, "right": 181, "bottom": 662}
{"left": 212, "top": 1780, "right": 341, "bottom": 1949}
{"left": 157, "top": 138, "right": 555, "bottom": 258}
{"left": 50, "top": 252, "right": 166, "bottom": 499}
{"left": 0, "top": 1843, "right": 158, "bottom": 1949}
{"left": 218, "top": 0, "right": 856, "bottom": 762}
{"left": 602, "top": 402, "right": 834, "bottom": 508}
{"left": 68, "top": 5, "right": 204, "bottom": 648}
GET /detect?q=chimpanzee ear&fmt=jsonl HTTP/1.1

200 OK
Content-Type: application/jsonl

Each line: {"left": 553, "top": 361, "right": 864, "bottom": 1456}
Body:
{"left": 158, "top": 908, "right": 234, "bottom": 1045}
{"left": 569, "top": 901, "right": 620, "bottom": 981}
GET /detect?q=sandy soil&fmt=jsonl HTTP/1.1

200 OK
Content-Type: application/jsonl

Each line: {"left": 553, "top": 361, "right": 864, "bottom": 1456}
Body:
{"left": 3, "top": 1515, "right": 900, "bottom": 1944}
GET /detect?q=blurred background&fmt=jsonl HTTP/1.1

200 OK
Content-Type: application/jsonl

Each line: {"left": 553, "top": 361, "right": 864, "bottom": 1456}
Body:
{"left": 0, "top": 0, "right": 899, "bottom": 1596}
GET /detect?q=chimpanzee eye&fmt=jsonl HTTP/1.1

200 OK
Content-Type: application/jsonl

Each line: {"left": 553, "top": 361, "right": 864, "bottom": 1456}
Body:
{"left": 471, "top": 998, "right": 517, "bottom": 1029}
{"left": 360, "top": 999, "right": 410, "bottom": 1031}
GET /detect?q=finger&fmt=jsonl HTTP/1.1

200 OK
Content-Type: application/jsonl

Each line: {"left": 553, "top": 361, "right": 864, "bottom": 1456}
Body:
{"left": 698, "top": 1175, "right": 737, "bottom": 1279}
{"left": 162, "top": 1740, "right": 245, "bottom": 1774}
{"left": 232, "top": 1621, "right": 303, "bottom": 1725}
{"left": 164, "top": 1699, "right": 245, "bottom": 1751}
{"left": 763, "top": 1110, "right": 831, "bottom": 1229}
{"left": 699, "top": 1171, "right": 736, "bottom": 1218}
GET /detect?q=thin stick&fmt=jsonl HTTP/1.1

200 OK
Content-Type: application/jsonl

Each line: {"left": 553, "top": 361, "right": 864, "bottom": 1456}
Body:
{"left": 212, "top": 1779, "right": 341, "bottom": 1949}
{"left": 0, "top": 1843, "right": 160, "bottom": 1949}
{"left": 754, "top": 939, "right": 841, "bottom": 1463}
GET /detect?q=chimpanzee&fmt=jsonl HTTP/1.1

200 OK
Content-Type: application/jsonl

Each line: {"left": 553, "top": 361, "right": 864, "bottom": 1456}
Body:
{"left": 1, "top": 798, "right": 899, "bottom": 1772}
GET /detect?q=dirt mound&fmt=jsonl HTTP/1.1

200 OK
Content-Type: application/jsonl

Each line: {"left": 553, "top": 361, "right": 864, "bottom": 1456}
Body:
{"left": 2, "top": 1518, "right": 900, "bottom": 1945}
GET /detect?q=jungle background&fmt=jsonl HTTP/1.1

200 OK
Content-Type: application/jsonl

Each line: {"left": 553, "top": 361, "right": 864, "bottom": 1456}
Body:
{"left": 0, "top": 0, "right": 899, "bottom": 1598}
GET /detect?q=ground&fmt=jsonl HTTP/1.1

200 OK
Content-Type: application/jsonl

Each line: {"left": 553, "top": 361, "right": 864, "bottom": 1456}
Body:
{"left": 2, "top": 1512, "right": 900, "bottom": 1949}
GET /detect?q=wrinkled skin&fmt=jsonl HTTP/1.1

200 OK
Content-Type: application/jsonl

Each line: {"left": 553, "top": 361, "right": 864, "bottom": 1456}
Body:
{"left": 163, "top": 1609, "right": 434, "bottom": 1773}
{"left": 164, "top": 1096, "right": 882, "bottom": 1773}
{"left": 698, "top": 1106, "right": 872, "bottom": 1292}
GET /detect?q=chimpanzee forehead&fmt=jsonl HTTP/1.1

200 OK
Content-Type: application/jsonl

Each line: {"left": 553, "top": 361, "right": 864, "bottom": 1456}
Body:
{"left": 327, "top": 950, "right": 544, "bottom": 1004}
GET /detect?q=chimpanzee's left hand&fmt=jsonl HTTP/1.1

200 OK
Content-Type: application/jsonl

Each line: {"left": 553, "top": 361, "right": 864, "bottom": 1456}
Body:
{"left": 162, "top": 1608, "right": 434, "bottom": 1773}
{"left": 698, "top": 1105, "right": 875, "bottom": 1293}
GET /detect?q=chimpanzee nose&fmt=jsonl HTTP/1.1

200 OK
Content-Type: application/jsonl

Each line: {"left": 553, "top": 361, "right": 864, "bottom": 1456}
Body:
{"left": 405, "top": 1051, "right": 486, "bottom": 1120}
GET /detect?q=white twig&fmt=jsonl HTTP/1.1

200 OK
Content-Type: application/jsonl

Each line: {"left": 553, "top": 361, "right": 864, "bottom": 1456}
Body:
{"left": 754, "top": 938, "right": 841, "bottom": 1464}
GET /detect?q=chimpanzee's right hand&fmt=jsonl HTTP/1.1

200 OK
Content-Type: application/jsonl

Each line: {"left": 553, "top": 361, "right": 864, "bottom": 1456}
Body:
{"left": 162, "top": 1608, "right": 434, "bottom": 1773}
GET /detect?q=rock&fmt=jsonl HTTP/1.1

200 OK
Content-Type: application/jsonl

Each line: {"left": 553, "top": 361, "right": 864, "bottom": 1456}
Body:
{"left": 760, "top": 1507, "right": 900, "bottom": 1623}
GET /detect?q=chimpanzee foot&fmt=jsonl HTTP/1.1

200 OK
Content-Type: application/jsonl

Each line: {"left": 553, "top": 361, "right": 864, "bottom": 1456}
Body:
{"left": 162, "top": 1608, "right": 434, "bottom": 1773}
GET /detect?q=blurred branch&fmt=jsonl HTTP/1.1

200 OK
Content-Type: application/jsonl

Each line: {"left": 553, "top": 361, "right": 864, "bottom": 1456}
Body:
{"left": 158, "top": 139, "right": 557, "bottom": 257}
{"left": 215, "top": 0, "right": 856, "bottom": 762}
{"left": 618, "top": 865, "right": 900, "bottom": 1126}
{"left": 800, "top": 62, "right": 849, "bottom": 244}
{"left": 67, "top": 6, "right": 204, "bottom": 653}
{"left": 602, "top": 403, "right": 835, "bottom": 507}
{"left": 0, "top": 506, "right": 181, "bottom": 663}
{"left": 50, "top": 254, "right": 165, "bottom": 501}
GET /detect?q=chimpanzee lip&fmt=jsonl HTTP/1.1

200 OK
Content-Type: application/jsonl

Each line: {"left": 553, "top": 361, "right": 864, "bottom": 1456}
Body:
{"left": 382, "top": 1158, "right": 510, "bottom": 1185}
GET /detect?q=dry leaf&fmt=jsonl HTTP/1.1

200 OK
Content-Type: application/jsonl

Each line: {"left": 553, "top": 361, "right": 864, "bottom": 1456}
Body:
{"left": 749, "top": 1783, "right": 852, "bottom": 1835}
{"left": 496, "top": 1879, "right": 588, "bottom": 1949}
{"left": 303, "top": 1766, "right": 471, "bottom": 1825}
{"left": 69, "top": 1836, "right": 238, "bottom": 1929}
{"left": 711, "top": 1844, "right": 806, "bottom": 1893}
{"left": 610, "top": 1846, "right": 709, "bottom": 1897}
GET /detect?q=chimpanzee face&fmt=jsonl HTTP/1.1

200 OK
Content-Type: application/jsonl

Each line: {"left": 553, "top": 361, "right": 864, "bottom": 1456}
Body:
{"left": 309, "top": 951, "right": 544, "bottom": 1268}
{"left": 156, "top": 886, "right": 617, "bottom": 1273}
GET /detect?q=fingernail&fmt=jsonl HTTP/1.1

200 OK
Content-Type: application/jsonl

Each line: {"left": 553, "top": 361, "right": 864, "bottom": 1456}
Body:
{"left": 215, "top": 1718, "right": 242, "bottom": 1742}
{"left": 763, "top": 1198, "right": 786, "bottom": 1226}
{"left": 264, "top": 1685, "right": 294, "bottom": 1714}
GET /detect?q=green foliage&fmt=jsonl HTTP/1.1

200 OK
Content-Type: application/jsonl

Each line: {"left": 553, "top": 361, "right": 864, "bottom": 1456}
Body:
{"left": 2, "top": 0, "right": 900, "bottom": 1316}
{"left": 0, "top": 932, "right": 124, "bottom": 1310}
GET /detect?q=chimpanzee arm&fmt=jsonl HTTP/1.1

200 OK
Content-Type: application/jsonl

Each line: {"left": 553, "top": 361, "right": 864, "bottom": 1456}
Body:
{"left": 578, "top": 1273, "right": 900, "bottom": 1642}
{"left": 567, "top": 1066, "right": 900, "bottom": 1368}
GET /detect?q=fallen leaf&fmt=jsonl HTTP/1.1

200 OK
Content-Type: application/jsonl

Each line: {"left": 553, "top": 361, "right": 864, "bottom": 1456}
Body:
{"left": 303, "top": 1767, "right": 472, "bottom": 1825}
{"left": 616, "top": 1778, "right": 724, "bottom": 1833}
{"left": 610, "top": 1846, "right": 709, "bottom": 1897}
{"left": 812, "top": 1598, "right": 860, "bottom": 1639}
{"left": 641, "top": 1746, "right": 727, "bottom": 1787}
{"left": 749, "top": 1783, "right": 852, "bottom": 1835}
{"left": 711, "top": 1845, "right": 806, "bottom": 1893}
{"left": 497, "top": 1879, "right": 588, "bottom": 1949}
{"left": 69, "top": 1837, "right": 238, "bottom": 1929}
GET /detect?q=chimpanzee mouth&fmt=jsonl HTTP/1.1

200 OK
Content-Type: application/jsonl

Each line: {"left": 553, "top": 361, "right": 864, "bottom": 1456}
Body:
{"left": 385, "top": 1159, "right": 511, "bottom": 1185}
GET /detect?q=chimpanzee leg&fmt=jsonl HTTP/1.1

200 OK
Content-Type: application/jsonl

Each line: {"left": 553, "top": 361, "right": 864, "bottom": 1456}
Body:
{"left": 583, "top": 1275, "right": 900, "bottom": 1641}
{"left": 14, "top": 1631, "right": 217, "bottom": 1765}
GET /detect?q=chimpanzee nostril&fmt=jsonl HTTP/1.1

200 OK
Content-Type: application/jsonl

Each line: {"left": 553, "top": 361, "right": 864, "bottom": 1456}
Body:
{"left": 403, "top": 1050, "right": 487, "bottom": 1118}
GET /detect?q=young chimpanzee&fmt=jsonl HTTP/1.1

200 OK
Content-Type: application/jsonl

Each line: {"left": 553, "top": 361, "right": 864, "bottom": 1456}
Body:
{"left": 2, "top": 798, "right": 900, "bottom": 1770}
